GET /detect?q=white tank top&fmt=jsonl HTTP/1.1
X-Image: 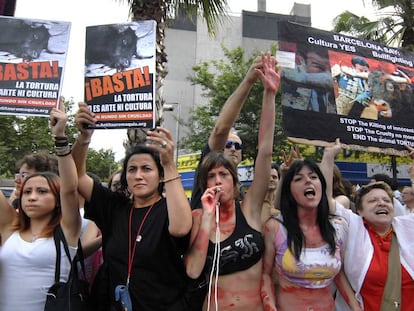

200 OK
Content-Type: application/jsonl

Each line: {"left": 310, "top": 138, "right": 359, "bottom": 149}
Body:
{"left": 0, "top": 231, "right": 77, "bottom": 311}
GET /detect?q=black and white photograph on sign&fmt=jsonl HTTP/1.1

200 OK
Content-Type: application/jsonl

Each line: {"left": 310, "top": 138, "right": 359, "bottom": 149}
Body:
{"left": 84, "top": 20, "right": 156, "bottom": 130}
{"left": 85, "top": 20, "right": 155, "bottom": 77}
{"left": 0, "top": 16, "right": 69, "bottom": 65}
{"left": 278, "top": 21, "right": 414, "bottom": 155}
{"left": 0, "top": 16, "right": 70, "bottom": 117}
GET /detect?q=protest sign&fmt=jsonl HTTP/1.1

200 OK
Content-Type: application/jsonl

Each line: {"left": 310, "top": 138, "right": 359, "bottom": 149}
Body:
{"left": 84, "top": 20, "right": 156, "bottom": 129}
{"left": 0, "top": 16, "right": 70, "bottom": 117}
{"left": 278, "top": 21, "right": 414, "bottom": 156}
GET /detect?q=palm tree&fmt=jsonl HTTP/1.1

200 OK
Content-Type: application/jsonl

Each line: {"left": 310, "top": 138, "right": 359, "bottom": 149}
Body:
{"left": 117, "top": 0, "right": 229, "bottom": 148}
{"left": 333, "top": 0, "right": 414, "bottom": 50}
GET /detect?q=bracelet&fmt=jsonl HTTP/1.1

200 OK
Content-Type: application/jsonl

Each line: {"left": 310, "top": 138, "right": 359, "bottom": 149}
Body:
{"left": 55, "top": 144, "right": 71, "bottom": 157}
{"left": 53, "top": 135, "right": 67, "bottom": 141}
{"left": 163, "top": 175, "right": 181, "bottom": 183}
{"left": 77, "top": 138, "right": 91, "bottom": 146}
{"left": 54, "top": 136, "right": 69, "bottom": 147}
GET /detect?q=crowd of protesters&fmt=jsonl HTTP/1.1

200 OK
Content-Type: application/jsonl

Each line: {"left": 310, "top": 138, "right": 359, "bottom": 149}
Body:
{"left": 1, "top": 52, "right": 414, "bottom": 311}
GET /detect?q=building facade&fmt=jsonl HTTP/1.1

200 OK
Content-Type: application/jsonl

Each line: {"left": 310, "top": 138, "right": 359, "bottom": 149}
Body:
{"left": 161, "top": 4, "right": 311, "bottom": 150}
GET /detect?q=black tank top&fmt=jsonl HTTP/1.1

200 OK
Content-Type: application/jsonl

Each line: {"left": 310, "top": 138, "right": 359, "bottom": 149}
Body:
{"left": 204, "top": 202, "right": 264, "bottom": 276}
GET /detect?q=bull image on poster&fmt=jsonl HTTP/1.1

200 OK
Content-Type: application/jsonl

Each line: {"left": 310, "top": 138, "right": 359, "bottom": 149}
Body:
{"left": 84, "top": 20, "right": 156, "bottom": 129}
{"left": 278, "top": 21, "right": 414, "bottom": 155}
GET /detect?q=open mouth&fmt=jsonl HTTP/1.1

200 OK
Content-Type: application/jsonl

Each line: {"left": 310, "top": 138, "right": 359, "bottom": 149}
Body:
{"left": 375, "top": 209, "right": 389, "bottom": 215}
{"left": 304, "top": 188, "right": 315, "bottom": 198}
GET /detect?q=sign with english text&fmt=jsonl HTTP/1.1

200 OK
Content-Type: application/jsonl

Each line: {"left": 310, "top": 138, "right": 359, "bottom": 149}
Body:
{"left": 278, "top": 21, "right": 414, "bottom": 156}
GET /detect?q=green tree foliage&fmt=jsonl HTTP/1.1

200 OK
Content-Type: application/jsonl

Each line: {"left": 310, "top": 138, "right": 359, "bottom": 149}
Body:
{"left": 333, "top": 0, "right": 414, "bottom": 50}
{"left": 0, "top": 98, "right": 119, "bottom": 181}
{"left": 117, "top": 0, "right": 228, "bottom": 148}
{"left": 0, "top": 111, "right": 64, "bottom": 177}
{"left": 183, "top": 45, "right": 292, "bottom": 162}
{"left": 86, "top": 148, "right": 119, "bottom": 182}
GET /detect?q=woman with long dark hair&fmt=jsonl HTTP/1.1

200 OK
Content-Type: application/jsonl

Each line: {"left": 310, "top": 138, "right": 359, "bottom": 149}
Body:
{"left": 261, "top": 158, "right": 360, "bottom": 310}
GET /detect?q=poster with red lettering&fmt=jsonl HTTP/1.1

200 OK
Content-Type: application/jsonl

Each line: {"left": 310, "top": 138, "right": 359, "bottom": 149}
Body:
{"left": 0, "top": 16, "right": 70, "bottom": 117}
{"left": 84, "top": 20, "right": 156, "bottom": 129}
{"left": 277, "top": 21, "right": 414, "bottom": 156}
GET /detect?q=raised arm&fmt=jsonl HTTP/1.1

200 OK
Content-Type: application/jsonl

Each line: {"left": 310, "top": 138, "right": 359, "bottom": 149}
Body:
{"left": 208, "top": 56, "right": 262, "bottom": 151}
{"left": 71, "top": 102, "right": 96, "bottom": 202}
{"left": 260, "top": 218, "right": 278, "bottom": 311}
{"left": 50, "top": 99, "right": 81, "bottom": 247}
{"left": 243, "top": 52, "right": 281, "bottom": 225}
{"left": 0, "top": 185, "right": 17, "bottom": 244}
{"left": 320, "top": 138, "right": 342, "bottom": 213}
{"left": 146, "top": 127, "right": 192, "bottom": 237}
{"left": 274, "top": 147, "right": 301, "bottom": 211}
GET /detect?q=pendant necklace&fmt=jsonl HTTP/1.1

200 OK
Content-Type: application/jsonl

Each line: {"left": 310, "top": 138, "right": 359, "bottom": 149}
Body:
{"left": 114, "top": 198, "right": 159, "bottom": 310}
{"left": 126, "top": 199, "right": 158, "bottom": 286}
{"left": 30, "top": 230, "right": 41, "bottom": 242}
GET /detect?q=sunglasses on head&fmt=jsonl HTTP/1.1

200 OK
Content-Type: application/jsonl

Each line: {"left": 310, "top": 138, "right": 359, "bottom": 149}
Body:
{"left": 15, "top": 172, "right": 30, "bottom": 180}
{"left": 225, "top": 141, "right": 242, "bottom": 150}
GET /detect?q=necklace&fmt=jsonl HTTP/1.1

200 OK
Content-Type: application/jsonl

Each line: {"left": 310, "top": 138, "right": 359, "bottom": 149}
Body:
{"left": 29, "top": 230, "right": 42, "bottom": 242}
{"left": 126, "top": 199, "right": 158, "bottom": 286}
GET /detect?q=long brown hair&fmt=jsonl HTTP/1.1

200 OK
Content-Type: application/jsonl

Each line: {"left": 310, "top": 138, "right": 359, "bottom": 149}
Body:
{"left": 15, "top": 172, "right": 61, "bottom": 237}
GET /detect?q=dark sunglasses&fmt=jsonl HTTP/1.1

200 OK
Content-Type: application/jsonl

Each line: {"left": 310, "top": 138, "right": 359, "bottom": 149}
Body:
{"left": 225, "top": 141, "right": 242, "bottom": 150}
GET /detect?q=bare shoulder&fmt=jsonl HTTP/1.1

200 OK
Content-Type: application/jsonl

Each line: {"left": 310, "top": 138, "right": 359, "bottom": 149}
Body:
{"left": 263, "top": 216, "right": 280, "bottom": 236}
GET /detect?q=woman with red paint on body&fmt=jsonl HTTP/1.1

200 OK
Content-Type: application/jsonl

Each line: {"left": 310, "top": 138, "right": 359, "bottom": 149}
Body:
{"left": 260, "top": 142, "right": 362, "bottom": 311}
{"left": 185, "top": 52, "right": 281, "bottom": 311}
{"left": 72, "top": 104, "right": 193, "bottom": 311}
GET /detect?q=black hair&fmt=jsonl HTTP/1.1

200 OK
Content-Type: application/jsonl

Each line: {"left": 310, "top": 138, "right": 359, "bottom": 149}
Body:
{"left": 120, "top": 144, "right": 164, "bottom": 195}
{"left": 351, "top": 57, "right": 369, "bottom": 68}
{"left": 271, "top": 162, "right": 280, "bottom": 176}
{"left": 279, "top": 159, "right": 336, "bottom": 260}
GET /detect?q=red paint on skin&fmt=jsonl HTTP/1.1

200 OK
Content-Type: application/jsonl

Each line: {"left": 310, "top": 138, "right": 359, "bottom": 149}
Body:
{"left": 263, "top": 258, "right": 274, "bottom": 272}
{"left": 335, "top": 275, "right": 351, "bottom": 305}
{"left": 214, "top": 285, "right": 263, "bottom": 309}
{"left": 192, "top": 209, "right": 202, "bottom": 217}
{"left": 281, "top": 285, "right": 330, "bottom": 295}
{"left": 215, "top": 201, "right": 236, "bottom": 235}
{"left": 263, "top": 224, "right": 271, "bottom": 233}
{"left": 219, "top": 201, "right": 235, "bottom": 222}
{"left": 195, "top": 229, "right": 210, "bottom": 251}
